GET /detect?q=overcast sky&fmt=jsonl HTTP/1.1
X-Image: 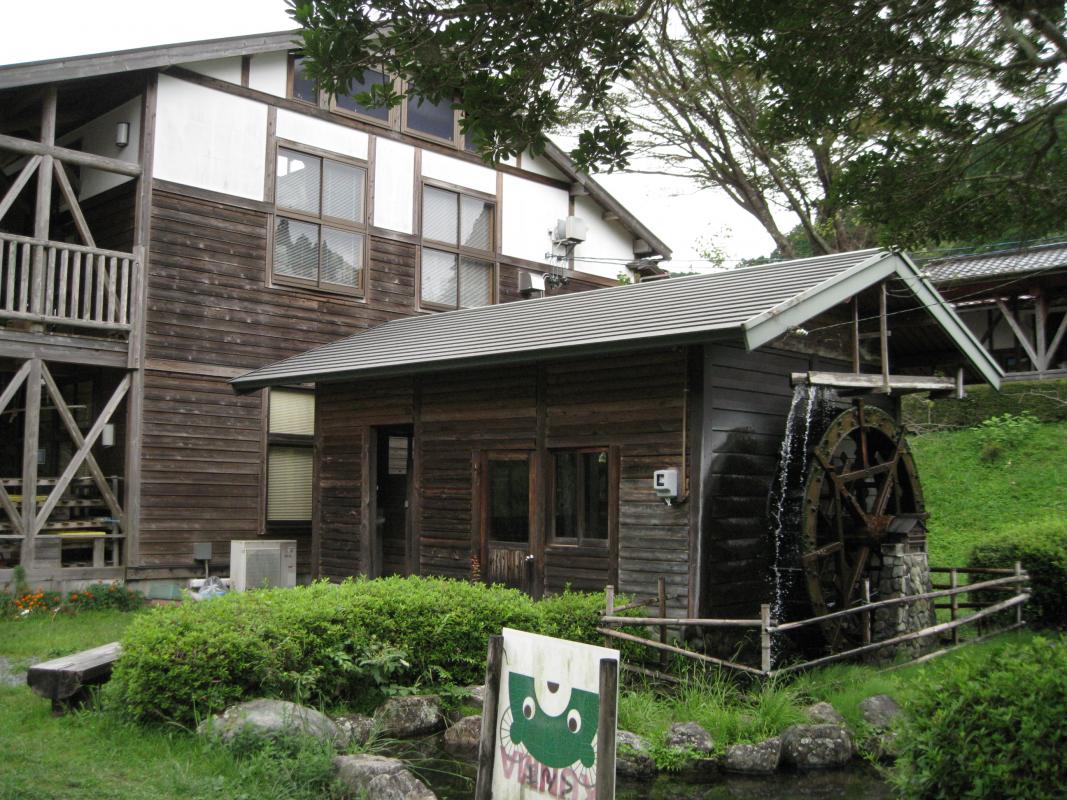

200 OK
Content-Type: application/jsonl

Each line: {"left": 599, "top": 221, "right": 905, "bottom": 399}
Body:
{"left": 0, "top": 0, "right": 781, "bottom": 268}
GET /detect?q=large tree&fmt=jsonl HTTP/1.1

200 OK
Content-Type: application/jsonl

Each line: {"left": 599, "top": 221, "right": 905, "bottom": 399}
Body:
{"left": 292, "top": 0, "right": 1067, "bottom": 248}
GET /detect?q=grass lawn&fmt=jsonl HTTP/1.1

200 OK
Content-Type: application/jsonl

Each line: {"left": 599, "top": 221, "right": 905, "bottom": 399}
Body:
{"left": 0, "top": 609, "right": 138, "bottom": 669}
{"left": 909, "top": 420, "right": 1067, "bottom": 567}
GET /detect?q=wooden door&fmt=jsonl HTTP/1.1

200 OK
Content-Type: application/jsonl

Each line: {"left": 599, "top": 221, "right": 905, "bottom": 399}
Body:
{"left": 480, "top": 451, "right": 536, "bottom": 591}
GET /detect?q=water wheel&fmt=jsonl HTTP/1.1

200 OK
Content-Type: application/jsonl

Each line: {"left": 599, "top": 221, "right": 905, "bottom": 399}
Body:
{"left": 800, "top": 401, "right": 926, "bottom": 650}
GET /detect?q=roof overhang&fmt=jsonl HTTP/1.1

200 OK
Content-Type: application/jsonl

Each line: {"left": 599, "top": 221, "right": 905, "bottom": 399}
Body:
{"left": 742, "top": 250, "right": 1003, "bottom": 389}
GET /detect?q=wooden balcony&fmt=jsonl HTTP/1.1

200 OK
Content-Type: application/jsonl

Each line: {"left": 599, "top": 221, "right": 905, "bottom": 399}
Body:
{"left": 0, "top": 232, "right": 138, "bottom": 334}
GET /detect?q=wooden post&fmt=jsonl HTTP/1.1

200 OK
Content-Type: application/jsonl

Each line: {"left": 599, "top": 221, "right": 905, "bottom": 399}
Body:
{"left": 1034, "top": 291, "right": 1048, "bottom": 374}
{"left": 474, "top": 634, "right": 503, "bottom": 800}
{"left": 879, "top": 283, "right": 890, "bottom": 393}
{"left": 603, "top": 584, "right": 615, "bottom": 650}
{"left": 760, "top": 603, "right": 772, "bottom": 674}
{"left": 20, "top": 358, "right": 41, "bottom": 568}
{"left": 658, "top": 576, "right": 668, "bottom": 670}
{"left": 862, "top": 578, "right": 872, "bottom": 645}
{"left": 595, "top": 657, "right": 618, "bottom": 800}
{"left": 950, "top": 568, "right": 959, "bottom": 645}
{"left": 852, "top": 296, "right": 861, "bottom": 373}
{"left": 31, "top": 87, "right": 57, "bottom": 323}
{"left": 1015, "top": 561, "right": 1024, "bottom": 626}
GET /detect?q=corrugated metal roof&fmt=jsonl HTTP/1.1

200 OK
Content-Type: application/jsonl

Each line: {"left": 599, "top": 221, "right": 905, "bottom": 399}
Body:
{"left": 923, "top": 241, "right": 1067, "bottom": 283}
{"left": 233, "top": 249, "right": 892, "bottom": 389}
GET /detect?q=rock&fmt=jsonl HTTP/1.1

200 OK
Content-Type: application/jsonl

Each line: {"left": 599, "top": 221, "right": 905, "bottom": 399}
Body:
{"left": 334, "top": 713, "right": 376, "bottom": 747}
{"left": 464, "top": 684, "right": 486, "bottom": 711}
{"left": 198, "top": 698, "right": 343, "bottom": 747}
{"left": 616, "top": 730, "right": 656, "bottom": 779}
{"left": 375, "top": 694, "right": 445, "bottom": 738}
{"left": 443, "top": 715, "right": 482, "bottom": 756}
{"left": 722, "top": 737, "right": 781, "bottom": 774}
{"left": 664, "top": 721, "right": 714, "bottom": 753}
{"left": 333, "top": 754, "right": 436, "bottom": 799}
{"left": 806, "top": 701, "right": 846, "bottom": 726}
{"left": 781, "top": 724, "right": 853, "bottom": 770}
{"left": 862, "top": 730, "right": 900, "bottom": 763}
{"left": 859, "top": 695, "right": 902, "bottom": 730}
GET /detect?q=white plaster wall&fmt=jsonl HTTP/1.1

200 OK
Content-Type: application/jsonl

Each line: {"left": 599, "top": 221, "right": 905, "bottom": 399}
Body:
{"left": 249, "top": 51, "right": 289, "bottom": 97}
{"left": 373, "top": 137, "right": 415, "bottom": 234}
{"left": 182, "top": 57, "right": 244, "bottom": 84}
{"left": 56, "top": 97, "right": 141, "bottom": 201}
{"left": 501, "top": 174, "right": 569, "bottom": 264}
{"left": 421, "top": 150, "right": 496, "bottom": 195}
{"left": 520, "top": 150, "right": 567, "bottom": 181}
{"left": 276, "top": 110, "right": 369, "bottom": 160}
{"left": 571, "top": 194, "right": 634, "bottom": 279}
{"left": 154, "top": 75, "right": 268, "bottom": 201}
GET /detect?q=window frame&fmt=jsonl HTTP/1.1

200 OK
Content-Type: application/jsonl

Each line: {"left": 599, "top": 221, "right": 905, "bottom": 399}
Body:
{"left": 547, "top": 446, "right": 616, "bottom": 548}
{"left": 287, "top": 54, "right": 321, "bottom": 107}
{"left": 329, "top": 68, "right": 401, "bottom": 130}
{"left": 400, "top": 82, "right": 463, "bottom": 146}
{"left": 266, "top": 387, "right": 316, "bottom": 526}
{"left": 270, "top": 141, "right": 370, "bottom": 298}
{"left": 418, "top": 178, "right": 498, "bottom": 311}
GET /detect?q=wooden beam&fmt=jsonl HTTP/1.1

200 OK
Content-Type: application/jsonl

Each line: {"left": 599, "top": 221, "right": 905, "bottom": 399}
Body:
{"left": 19, "top": 358, "right": 41, "bottom": 566}
{"left": 51, "top": 160, "right": 95, "bottom": 248}
{"left": 35, "top": 364, "right": 129, "bottom": 535}
{"left": 1035, "top": 291, "right": 1049, "bottom": 372}
{"left": 0, "top": 133, "right": 141, "bottom": 178}
{"left": 791, "top": 371, "right": 956, "bottom": 393}
{"left": 995, "top": 298, "right": 1040, "bottom": 367}
{"left": 851, "top": 296, "right": 861, "bottom": 373}
{"left": 879, "top": 283, "right": 890, "bottom": 392}
{"left": 1046, "top": 310, "right": 1067, "bottom": 371}
{"left": 0, "top": 362, "right": 29, "bottom": 536}
{"left": 0, "top": 155, "right": 41, "bottom": 223}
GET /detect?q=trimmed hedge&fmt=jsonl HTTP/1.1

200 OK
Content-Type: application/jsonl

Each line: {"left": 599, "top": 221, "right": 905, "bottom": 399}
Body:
{"left": 891, "top": 637, "right": 1067, "bottom": 799}
{"left": 968, "top": 517, "right": 1067, "bottom": 629}
{"left": 107, "top": 577, "right": 633, "bottom": 724}
{"left": 902, "top": 379, "right": 1067, "bottom": 430}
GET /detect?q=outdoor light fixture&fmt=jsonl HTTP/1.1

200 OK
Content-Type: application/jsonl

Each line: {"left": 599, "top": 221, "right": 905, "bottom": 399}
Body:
{"left": 114, "top": 121, "right": 130, "bottom": 148}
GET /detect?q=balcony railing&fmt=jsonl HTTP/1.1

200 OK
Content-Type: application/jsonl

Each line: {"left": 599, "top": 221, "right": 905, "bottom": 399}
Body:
{"left": 0, "top": 232, "right": 138, "bottom": 332}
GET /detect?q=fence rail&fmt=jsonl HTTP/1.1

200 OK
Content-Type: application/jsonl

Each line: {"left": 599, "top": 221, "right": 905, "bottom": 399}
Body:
{"left": 599, "top": 563, "right": 1030, "bottom": 679}
{"left": 0, "top": 232, "right": 137, "bottom": 331}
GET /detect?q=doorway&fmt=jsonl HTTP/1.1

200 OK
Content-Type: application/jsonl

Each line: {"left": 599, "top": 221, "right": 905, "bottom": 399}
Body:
{"left": 373, "top": 425, "right": 413, "bottom": 577}
{"left": 479, "top": 451, "right": 536, "bottom": 592}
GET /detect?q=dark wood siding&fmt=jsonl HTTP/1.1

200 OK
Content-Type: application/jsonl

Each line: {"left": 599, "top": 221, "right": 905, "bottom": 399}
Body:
{"left": 314, "top": 347, "right": 691, "bottom": 612}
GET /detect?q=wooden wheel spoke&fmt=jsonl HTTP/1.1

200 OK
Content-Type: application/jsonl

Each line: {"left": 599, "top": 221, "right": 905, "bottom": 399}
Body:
{"left": 814, "top": 451, "right": 870, "bottom": 526}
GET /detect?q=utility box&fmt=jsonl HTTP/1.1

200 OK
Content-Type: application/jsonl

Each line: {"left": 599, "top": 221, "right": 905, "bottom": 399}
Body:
{"left": 230, "top": 540, "right": 297, "bottom": 592}
{"left": 653, "top": 469, "right": 679, "bottom": 500}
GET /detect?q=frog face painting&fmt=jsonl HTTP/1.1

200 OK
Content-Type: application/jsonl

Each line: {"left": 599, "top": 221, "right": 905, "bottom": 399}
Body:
{"left": 507, "top": 671, "right": 600, "bottom": 770}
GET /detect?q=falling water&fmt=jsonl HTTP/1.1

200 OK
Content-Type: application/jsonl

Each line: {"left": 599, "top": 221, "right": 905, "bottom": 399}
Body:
{"left": 768, "top": 385, "right": 837, "bottom": 658}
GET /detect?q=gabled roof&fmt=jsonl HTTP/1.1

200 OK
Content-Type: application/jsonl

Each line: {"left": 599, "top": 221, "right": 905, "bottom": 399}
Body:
{"left": 923, "top": 240, "right": 1067, "bottom": 284}
{"left": 0, "top": 31, "right": 300, "bottom": 90}
{"left": 231, "top": 249, "right": 1002, "bottom": 391}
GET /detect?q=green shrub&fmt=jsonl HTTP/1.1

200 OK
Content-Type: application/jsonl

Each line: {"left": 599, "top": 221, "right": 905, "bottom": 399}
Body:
{"left": 891, "top": 637, "right": 1067, "bottom": 799}
{"left": 902, "top": 379, "right": 1067, "bottom": 430}
{"left": 968, "top": 518, "right": 1067, "bottom": 628}
{"left": 107, "top": 577, "right": 625, "bottom": 725}
{"left": 974, "top": 411, "right": 1040, "bottom": 462}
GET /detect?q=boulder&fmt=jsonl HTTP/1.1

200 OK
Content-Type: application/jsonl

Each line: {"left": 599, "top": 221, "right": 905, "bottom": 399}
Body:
{"left": 443, "top": 715, "right": 483, "bottom": 757}
{"left": 722, "top": 737, "right": 781, "bottom": 774}
{"left": 664, "top": 721, "right": 714, "bottom": 754}
{"left": 376, "top": 694, "right": 445, "bottom": 738}
{"left": 806, "top": 701, "right": 846, "bottom": 726}
{"left": 781, "top": 724, "right": 853, "bottom": 770}
{"left": 198, "top": 698, "right": 343, "bottom": 747}
{"left": 333, "top": 754, "right": 436, "bottom": 799}
{"left": 859, "top": 695, "right": 903, "bottom": 730}
{"left": 862, "top": 730, "right": 900, "bottom": 763}
{"left": 464, "top": 684, "right": 486, "bottom": 711}
{"left": 616, "top": 730, "right": 656, "bottom": 779}
{"left": 334, "top": 713, "right": 376, "bottom": 747}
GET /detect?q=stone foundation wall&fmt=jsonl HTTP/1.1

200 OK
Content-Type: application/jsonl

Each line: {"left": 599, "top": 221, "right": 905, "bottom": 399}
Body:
{"left": 869, "top": 544, "right": 936, "bottom": 661}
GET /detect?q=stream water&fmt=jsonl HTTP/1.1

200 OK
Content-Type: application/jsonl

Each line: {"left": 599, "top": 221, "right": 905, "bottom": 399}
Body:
{"left": 406, "top": 736, "right": 892, "bottom": 799}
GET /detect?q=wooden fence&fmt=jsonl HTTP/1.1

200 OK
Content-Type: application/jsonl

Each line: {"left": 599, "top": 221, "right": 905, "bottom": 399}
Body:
{"left": 598, "top": 564, "right": 1030, "bottom": 678}
{"left": 0, "top": 232, "right": 138, "bottom": 331}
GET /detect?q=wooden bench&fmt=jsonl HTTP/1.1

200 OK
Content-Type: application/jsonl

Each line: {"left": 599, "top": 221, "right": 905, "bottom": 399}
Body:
{"left": 26, "top": 641, "right": 122, "bottom": 712}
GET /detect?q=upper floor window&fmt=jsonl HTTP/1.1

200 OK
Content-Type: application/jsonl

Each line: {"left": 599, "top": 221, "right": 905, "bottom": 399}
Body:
{"left": 403, "top": 94, "right": 459, "bottom": 144}
{"left": 272, "top": 147, "right": 368, "bottom": 296}
{"left": 420, "top": 183, "right": 495, "bottom": 309}
{"left": 291, "top": 57, "right": 318, "bottom": 105}
{"left": 333, "top": 68, "right": 395, "bottom": 126}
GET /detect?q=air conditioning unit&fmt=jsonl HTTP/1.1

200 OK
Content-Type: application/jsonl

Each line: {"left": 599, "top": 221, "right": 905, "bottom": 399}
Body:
{"left": 553, "top": 216, "right": 588, "bottom": 245}
{"left": 230, "top": 540, "right": 297, "bottom": 592}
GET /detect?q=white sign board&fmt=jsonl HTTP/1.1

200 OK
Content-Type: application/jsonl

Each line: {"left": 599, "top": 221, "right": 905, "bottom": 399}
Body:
{"left": 488, "top": 628, "right": 619, "bottom": 800}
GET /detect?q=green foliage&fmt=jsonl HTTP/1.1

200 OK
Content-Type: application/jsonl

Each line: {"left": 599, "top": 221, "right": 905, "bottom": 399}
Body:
{"left": 107, "top": 577, "right": 624, "bottom": 725}
{"left": 975, "top": 411, "right": 1041, "bottom": 462}
{"left": 0, "top": 582, "right": 144, "bottom": 619}
{"left": 891, "top": 637, "right": 1067, "bottom": 800}
{"left": 969, "top": 518, "right": 1067, "bottom": 629}
{"left": 902, "top": 380, "right": 1067, "bottom": 430}
{"left": 908, "top": 421, "right": 1067, "bottom": 568}
{"left": 222, "top": 730, "right": 348, "bottom": 799}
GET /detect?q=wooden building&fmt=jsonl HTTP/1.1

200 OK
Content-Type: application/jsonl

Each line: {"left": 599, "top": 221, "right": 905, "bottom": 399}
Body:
{"left": 234, "top": 250, "right": 1002, "bottom": 619}
{"left": 0, "top": 32, "right": 670, "bottom": 588}
{"left": 924, "top": 241, "right": 1067, "bottom": 380}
